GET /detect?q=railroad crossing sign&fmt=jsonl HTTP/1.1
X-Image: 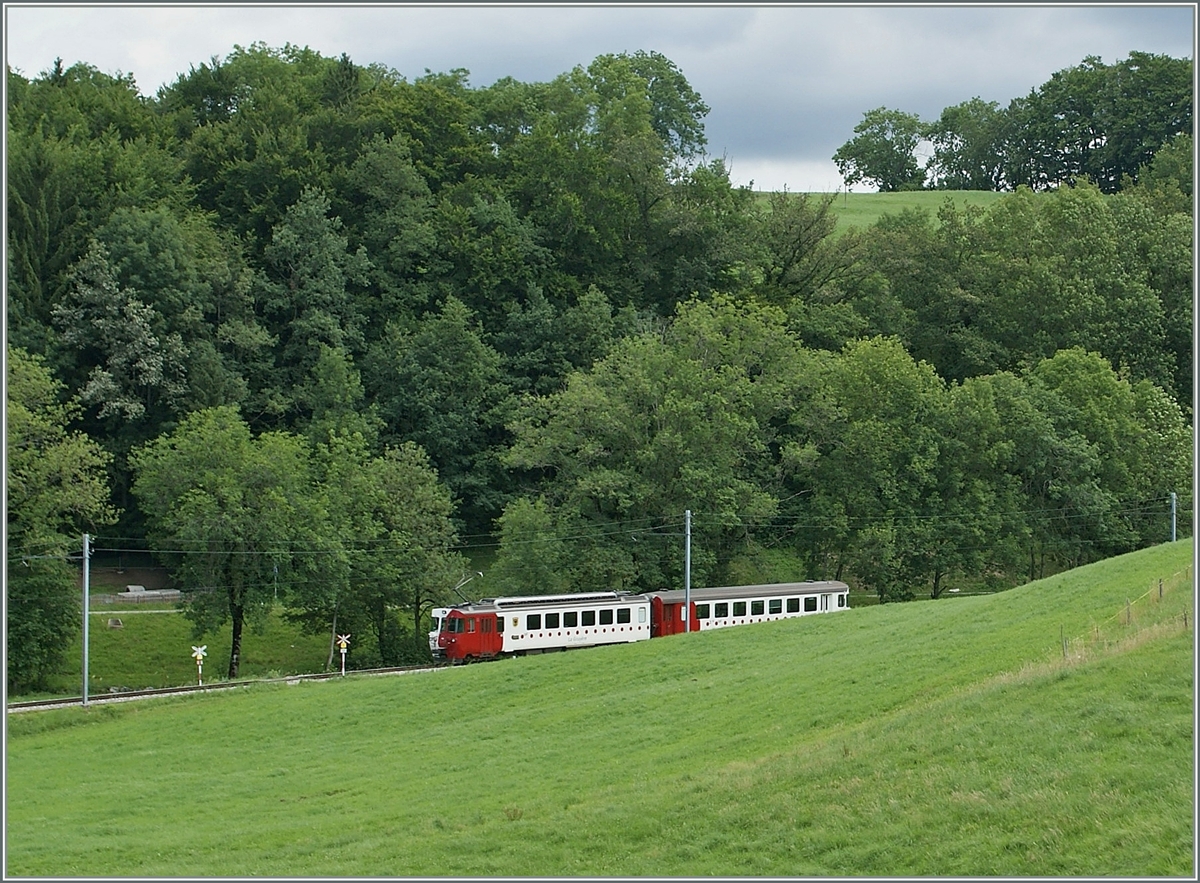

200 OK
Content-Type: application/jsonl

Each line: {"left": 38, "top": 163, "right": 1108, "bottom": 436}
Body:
{"left": 191, "top": 645, "right": 207, "bottom": 685}
{"left": 337, "top": 634, "right": 351, "bottom": 676}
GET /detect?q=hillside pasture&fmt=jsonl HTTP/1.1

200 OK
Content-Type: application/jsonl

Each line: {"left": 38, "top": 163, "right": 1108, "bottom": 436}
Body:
{"left": 762, "top": 189, "right": 1009, "bottom": 235}
{"left": 5, "top": 541, "right": 1193, "bottom": 876}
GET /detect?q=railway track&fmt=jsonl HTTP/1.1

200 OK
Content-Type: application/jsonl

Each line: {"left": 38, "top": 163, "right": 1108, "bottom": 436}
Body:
{"left": 7, "top": 664, "right": 447, "bottom": 714}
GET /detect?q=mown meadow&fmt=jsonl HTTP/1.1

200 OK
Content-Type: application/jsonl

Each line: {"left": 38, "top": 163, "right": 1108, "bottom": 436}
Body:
{"left": 5, "top": 541, "right": 1193, "bottom": 876}
{"left": 818, "top": 188, "right": 1009, "bottom": 234}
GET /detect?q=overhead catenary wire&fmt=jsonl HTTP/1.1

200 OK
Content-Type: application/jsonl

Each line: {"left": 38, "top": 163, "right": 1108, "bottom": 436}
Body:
{"left": 79, "top": 494, "right": 1185, "bottom": 563}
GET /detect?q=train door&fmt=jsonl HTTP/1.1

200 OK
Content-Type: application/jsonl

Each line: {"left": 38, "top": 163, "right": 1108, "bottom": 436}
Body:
{"left": 479, "top": 613, "right": 502, "bottom": 657}
{"left": 651, "top": 597, "right": 668, "bottom": 637}
{"left": 651, "top": 597, "right": 684, "bottom": 637}
{"left": 821, "top": 594, "right": 829, "bottom": 612}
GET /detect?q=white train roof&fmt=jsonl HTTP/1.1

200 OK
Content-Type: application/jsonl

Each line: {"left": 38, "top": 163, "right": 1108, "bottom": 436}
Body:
{"left": 649, "top": 581, "right": 848, "bottom": 604}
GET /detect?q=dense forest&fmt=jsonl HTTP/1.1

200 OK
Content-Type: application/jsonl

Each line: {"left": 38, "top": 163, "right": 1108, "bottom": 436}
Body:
{"left": 6, "top": 45, "right": 1193, "bottom": 687}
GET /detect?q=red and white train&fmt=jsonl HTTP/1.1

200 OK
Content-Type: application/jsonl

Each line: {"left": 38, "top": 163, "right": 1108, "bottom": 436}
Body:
{"left": 434, "top": 580, "right": 850, "bottom": 663}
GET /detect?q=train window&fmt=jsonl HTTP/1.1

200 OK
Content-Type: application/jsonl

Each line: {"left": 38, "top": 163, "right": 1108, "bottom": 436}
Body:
{"left": 497, "top": 616, "right": 504, "bottom": 633}
{"left": 696, "top": 604, "right": 710, "bottom": 619}
{"left": 769, "top": 599, "right": 782, "bottom": 614}
{"left": 715, "top": 602, "right": 728, "bottom": 617}
{"left": 448, "top": 618, "right": 464, "bottom": 633}
{"left": 804, "top": 597, "right": 817, "bottom": 612}
{"left": 786, "top": 598, "right": 800, "bottom": 613}
{"left": 466, "top": 618, "right": 476, "bottom": 633}
{"left": 639, "top": 607, "right": 647, "bottom": 623}
{"left": 733, "top": 601, "right": 747, "bottom": 617}
{"left": 527, "top": 614, "right": 542, "bottom": 630}
{"left": 617, "top": 608, "right": 631, "bottom": 624}
{"left": 545, "top": 613, "right": 560, "bottom": 629}
{"left": 564, "top": 611, "right": 578, "bottom": 627}
{"left": 751, "top": 600, "right": 764, "bottom": 616}
{"left": 482, "top": 618, "right": 492, "bottom": 633}
{"left": 582, "top": 610, "right": 596, "bottom": 626}
{"left": 838, "top": 595, "right": 847, "bottom": 608}
{"left": 599, "top": 609, "right": 614, "bottom": 625}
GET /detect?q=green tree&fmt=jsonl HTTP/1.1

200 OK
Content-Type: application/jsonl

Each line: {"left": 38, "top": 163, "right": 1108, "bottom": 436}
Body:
{"left": 1097, "top": 52, "right": 1192, "bottom": 192}
{"left": 486, "top": 497, "right": 572, "bottom": 597}
{"left": 51, "top": 240, "right": 189, "bottom": 423}
{"left": 833, "top": 107, "right": 927, "bottom": 192}
{"left": 6, "top": 347, "right": 117, "bottom": 692}
{"left": 333, "top": 133, "right": 436, "bottom": 325}
{"left": 298, "top": 344, "right": 383, "bottom": 446}
{"left": 364, "top": 297, "right": 511, "bottom": 535}
{"left": 799, "top": 337, "right": 947, "bottom": 601}
{"left": 998, "top": 52, "right": 1192, "bottom": 193}
{"left": 974, "top": 183, "right": 1173, "bottom": 390}
{"left": 925, "top": 97, "right": 1007, "bottom": 190}
{"left": 254, "top": 186, "right": 372, "bottom": 423}
{"left": 7, "top": 77, "right": 190, "bottom": 354}
{"left": 93, "top": 205, "right": 258, "bottom": 412}
{"left": 289, "top": 434, "right": 463, "bottom": 666}
{"left": 751, "top": 190, "right": 864, "bottom": 306}
{"left": 130, "top": 406, "right": 322, "bottom": 679}
{"left": 505, "top": 297, "right": 795, "bottom": 592}
{"left": 586, "top": 50, "right": 709, "bottom": 161}
{"left": 1016, "top": 347, "right": 1182, "bottom": 570}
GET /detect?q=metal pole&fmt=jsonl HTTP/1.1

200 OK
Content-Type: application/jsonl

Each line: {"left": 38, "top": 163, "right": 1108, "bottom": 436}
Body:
{"left": 684, "top": 510, "right": 691, "bottom": 633}
{"left": 1170, "top": 491, "right": 1177, "bottom": 542}
{"left": 82, "top": 533, "right": 90, "bottom": 708}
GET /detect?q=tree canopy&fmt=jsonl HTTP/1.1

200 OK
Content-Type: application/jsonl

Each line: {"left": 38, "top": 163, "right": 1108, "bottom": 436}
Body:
{"left": 833, "top": 52, "right": 1192, "bottom": 194}
{"left": 6, "top": 44, "right": 1192, "bottom": 686}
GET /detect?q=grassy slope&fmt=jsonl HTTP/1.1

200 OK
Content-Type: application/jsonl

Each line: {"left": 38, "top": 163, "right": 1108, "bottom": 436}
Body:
{"left": 6, "top": 541, "right": 1193, "bottom": 876}
{"left": 760, "top": 189, "right": 1008, "bottom": 236}
{"left": 37, "top": 607, "right": 335, "bottom": 697}
{"left": 826, "top": 189, "right": 1007, "bottom": 234}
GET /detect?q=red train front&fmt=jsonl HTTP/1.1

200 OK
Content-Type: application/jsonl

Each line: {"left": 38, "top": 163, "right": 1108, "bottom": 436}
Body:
{"left": 437, "top": 603, "right": 504, "bottom": 663}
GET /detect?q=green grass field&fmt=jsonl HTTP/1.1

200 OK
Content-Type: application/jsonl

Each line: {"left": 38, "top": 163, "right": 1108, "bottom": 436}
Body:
{"left": 6, "top": 541, "right": 1193, "bottom": 876}
{"left": 35, "top": 606, "right": 336, "bottom": 698}
{"left": 766, "top": 189, "right": 1008, "bottom": 236}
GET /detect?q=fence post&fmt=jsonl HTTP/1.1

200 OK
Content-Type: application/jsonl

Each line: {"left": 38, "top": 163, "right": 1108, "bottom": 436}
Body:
{"left": 1159, "top": 578, "right": 1163, "bottom": 600}
{"left": 1126, "top": 599, "right": 1131, "bottom": 626}
{"left": 1060, "top": 624, "right": 1067, "bottom": 658}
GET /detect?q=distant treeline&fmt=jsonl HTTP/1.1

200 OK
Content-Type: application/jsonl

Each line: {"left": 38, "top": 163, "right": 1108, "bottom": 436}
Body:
{"left": 6, "top": 45, "right": 1193, "bottom": 688}
{"left": 834, "top": 51, "right": 1192, "bottom": 193}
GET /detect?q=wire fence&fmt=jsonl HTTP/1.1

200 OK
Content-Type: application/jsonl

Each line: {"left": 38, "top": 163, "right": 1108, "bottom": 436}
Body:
{"left": 1061, "top": 564, "right": 1194, "bottom": 662}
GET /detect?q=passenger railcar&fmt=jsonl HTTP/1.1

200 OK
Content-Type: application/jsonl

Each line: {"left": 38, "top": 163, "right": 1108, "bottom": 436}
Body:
{"left": 438, "top": 592, "right": 651, "bottom": 663}
{"left": 650, "top": 581, "right": 849, "bottom": 636}
{"left": 437, "top": 580, "right": 849, "bottom": 663}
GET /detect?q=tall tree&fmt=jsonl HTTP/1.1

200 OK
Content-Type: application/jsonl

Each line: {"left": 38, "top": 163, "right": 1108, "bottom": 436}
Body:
{"left": 925, "top": 97, "right": 1007, "bottom": 191}
{"left": 833, "top": 107, "right": 927, "bottom": 192}
{"left": 290, "top": 434, "right": 463, "bottom": 666}
{"left": 504, "top": 297, "right": 796, "bottom": 592}
{"left": 131, "top": 406, "right": 322, "bottom": 679}
{"left": 253, "top": 186, "right": 371, "bottom": 424}
{"left": 799, "top": 336, "right": 947, "bottom": 601}
{"left": 364, "top": 297, "right": 511, "bottom": 534}
{"left": 6, "top": 347, "right": 117, "bottom": 692}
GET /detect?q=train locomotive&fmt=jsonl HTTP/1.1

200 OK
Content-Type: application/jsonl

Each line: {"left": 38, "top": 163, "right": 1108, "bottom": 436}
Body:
{"left": 435, "top": 580, "right": 849, "bottom": 663}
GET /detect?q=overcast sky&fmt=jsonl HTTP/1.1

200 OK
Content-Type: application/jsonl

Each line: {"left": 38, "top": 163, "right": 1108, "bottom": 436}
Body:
{"left": 4, "top": 3, "right": 1195, "bottom": 191}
